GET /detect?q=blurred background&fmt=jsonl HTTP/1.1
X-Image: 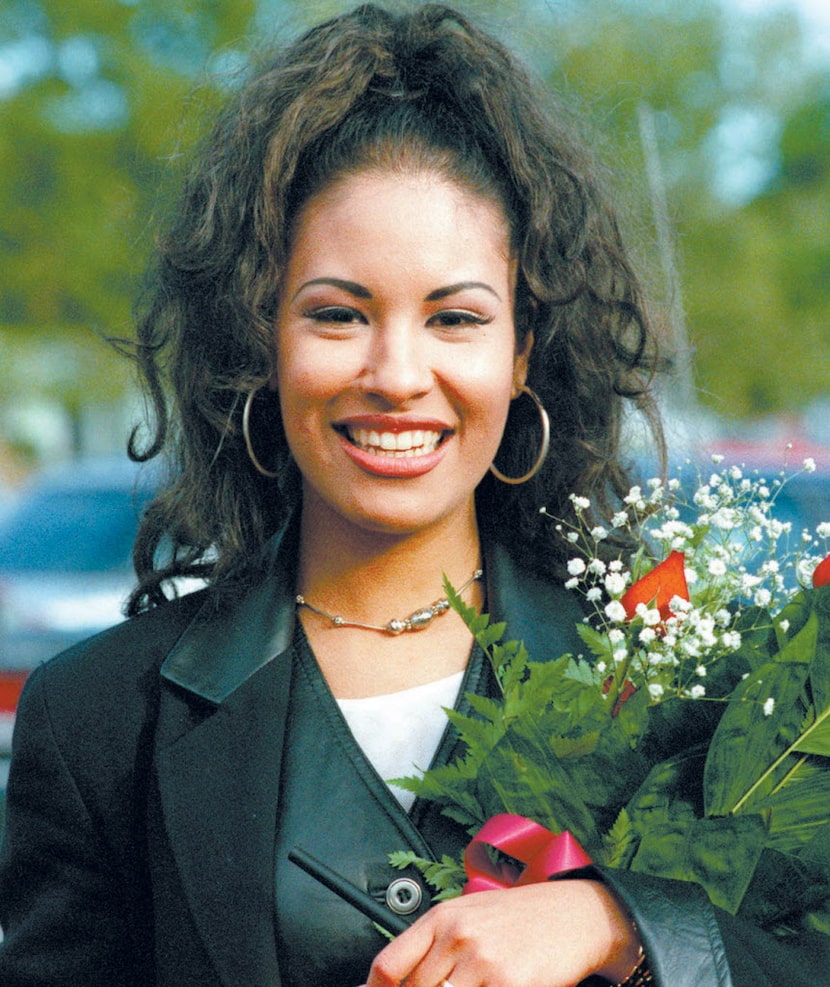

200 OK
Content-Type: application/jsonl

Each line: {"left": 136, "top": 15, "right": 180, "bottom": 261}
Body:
{"left": 1, "top": 0, "right": 829, "bottom": 477}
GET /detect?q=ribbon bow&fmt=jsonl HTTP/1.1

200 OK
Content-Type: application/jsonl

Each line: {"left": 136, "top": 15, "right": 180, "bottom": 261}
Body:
{"left": 463, "top": 813, "right": 593, "bottom": 894}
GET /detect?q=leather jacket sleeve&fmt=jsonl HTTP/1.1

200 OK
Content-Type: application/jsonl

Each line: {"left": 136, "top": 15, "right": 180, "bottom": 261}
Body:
{"left": 0, "top": 665, "right": 155, "bottom": 987}
{"left": 600, "top": 866, "right": 830, "bottom": 987}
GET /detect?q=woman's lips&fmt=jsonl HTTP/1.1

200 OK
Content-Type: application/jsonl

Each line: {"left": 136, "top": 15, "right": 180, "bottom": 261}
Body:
{"left": 347, "top": 426, "right": 443, "bottom": 457}
{"left": 335, "top": 420, "right": 452, "bottom": 477}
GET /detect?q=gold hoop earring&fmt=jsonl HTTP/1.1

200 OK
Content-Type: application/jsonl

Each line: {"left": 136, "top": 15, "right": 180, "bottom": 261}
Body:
{"left": 489, "top": 385, "right": 550, "bottom": 486}
{"left": 243, "top": 386, "right": 280, "bottom": 478}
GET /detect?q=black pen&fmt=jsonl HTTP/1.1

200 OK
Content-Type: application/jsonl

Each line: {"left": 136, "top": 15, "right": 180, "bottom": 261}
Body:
{"left": 288, "top": 845, "right": 412, "bottom": 935}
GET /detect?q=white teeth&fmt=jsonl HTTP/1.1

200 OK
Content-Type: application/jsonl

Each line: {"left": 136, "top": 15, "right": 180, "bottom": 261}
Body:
{"left": 348, "top": 427, "right": 442, "bottom": 457}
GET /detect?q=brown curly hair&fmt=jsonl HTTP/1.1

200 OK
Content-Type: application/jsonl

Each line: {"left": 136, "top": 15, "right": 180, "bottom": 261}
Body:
{"left": 126, "top": 1, "right": 667, "bottom": 615}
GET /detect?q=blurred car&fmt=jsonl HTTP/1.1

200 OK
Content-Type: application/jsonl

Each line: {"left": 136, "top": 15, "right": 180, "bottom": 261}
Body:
{"left": 0, "top": 456, "right": 162, "bottom": 666}
{"left": 0, "top": 456, "right": 163, "bottom": 767}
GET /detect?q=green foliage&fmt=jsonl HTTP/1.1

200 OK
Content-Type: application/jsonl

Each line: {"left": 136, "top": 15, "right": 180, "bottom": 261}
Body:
{"left": 395, "top": 584, "right": 830, "bottom": 934}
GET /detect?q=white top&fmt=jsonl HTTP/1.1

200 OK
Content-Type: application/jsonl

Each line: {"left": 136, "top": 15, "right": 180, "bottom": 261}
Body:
{"left": 337, "top": 671, "right": 465, "bottom": 812}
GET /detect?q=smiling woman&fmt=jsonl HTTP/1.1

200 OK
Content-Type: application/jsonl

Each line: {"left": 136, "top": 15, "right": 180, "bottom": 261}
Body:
{"left": 274, "top": 170, "right": 526, "bottom": 546}
{"left": 0, "top": 4, "right": 825, "bottom": 987}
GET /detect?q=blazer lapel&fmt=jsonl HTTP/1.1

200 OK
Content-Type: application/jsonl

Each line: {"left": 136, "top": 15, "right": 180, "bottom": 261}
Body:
{"left": 153, "top": 526, "right": 299, "bottom": 987}
{"left": 155, "top": 658, "right": 290, "bottom": 987}
{"left": 485, "top": 540, "right": 587, "bottom": 660}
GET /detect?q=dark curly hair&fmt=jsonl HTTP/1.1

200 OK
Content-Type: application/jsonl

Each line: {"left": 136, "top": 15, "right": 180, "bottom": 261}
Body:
{"left": 126, "top": 1, "right": 667, "bottom": 615}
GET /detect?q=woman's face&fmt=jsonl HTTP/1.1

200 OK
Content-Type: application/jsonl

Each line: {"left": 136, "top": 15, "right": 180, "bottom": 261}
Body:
{"left": 274, "top": 168, "right": 530, "bottom": 540}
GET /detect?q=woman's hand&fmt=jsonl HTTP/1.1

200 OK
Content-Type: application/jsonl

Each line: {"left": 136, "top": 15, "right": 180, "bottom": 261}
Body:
{"left": 364, "top": 879, "right": 642, "bottom": 987}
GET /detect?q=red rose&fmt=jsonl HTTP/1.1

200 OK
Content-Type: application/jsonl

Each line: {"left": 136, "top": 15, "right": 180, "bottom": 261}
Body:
{"left": 621, "top": 550, "right": 690, "bottom": 621}
{"left": 813, "top": 553, "right": 830, "bottom": 588}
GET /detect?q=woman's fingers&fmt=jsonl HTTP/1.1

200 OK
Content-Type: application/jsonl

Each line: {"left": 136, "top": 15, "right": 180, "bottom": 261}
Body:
{"left": 365, "top": 880, "right": 641, "bottom": 987}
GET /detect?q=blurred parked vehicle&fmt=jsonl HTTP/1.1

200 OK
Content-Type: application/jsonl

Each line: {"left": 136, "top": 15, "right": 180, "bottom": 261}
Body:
{"left": 0, "top": 456, "right": 167, "bottom": 793}
{"left": 0, "top": 456, "right": 161, "bottom": 671}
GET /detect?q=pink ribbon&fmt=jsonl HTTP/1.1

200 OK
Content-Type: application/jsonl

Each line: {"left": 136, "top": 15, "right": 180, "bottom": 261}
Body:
{"left": 462, "top": 814, "right": 593, "bottom": 894}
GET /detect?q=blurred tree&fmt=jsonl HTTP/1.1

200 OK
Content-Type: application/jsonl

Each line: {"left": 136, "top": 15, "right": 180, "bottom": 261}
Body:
{"left": 0, "top": 0, "right": 256, "bottom": 452}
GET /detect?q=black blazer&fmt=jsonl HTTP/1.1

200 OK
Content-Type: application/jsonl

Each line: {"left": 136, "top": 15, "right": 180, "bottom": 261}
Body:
{"left": 0, "top": 527, "right": 824, "bottom": 986}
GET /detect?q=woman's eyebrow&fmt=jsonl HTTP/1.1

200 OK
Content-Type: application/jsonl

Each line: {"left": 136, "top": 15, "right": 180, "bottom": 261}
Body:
{"left": 293, "top": 277, "right": 372, "bottom": 301}
{"left": 426, "top": 281, "right": 501, "bottom": 301}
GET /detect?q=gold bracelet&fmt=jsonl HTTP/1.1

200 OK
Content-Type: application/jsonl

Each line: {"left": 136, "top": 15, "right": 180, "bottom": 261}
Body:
{"left": 615, "top": 946, "right": 654, "bottom": 986}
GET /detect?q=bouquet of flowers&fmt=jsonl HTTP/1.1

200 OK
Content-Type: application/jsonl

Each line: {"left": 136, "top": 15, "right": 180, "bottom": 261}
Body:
{"left": 392, "top": 456, "right": 830, "bottom": 937}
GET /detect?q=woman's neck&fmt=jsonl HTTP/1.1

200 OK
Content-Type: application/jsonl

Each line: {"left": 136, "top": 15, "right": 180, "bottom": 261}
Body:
{"left": 294, "top": 498, "right": 484, "bottom": 698}
{"left": 296, "top": 501, "right": 482, "bottom": 620}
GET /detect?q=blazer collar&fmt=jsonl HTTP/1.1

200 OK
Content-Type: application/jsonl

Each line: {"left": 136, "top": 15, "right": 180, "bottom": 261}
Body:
{"left": 161, "top": 524, "right": 587, "bottom": 706}
{"left": 160, "top": 521, "right": 300, "bottom": 704}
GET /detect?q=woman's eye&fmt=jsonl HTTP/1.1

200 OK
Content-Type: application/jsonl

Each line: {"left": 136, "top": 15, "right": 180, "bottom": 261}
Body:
{"left": 305, "top": 306, "right": 364, "bottom": 324}
{"left": 429, "top": 310, "right": 493, "bottom": 328}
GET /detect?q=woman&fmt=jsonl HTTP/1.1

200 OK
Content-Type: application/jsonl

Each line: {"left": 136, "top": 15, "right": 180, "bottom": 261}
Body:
{"left": 0, "top": 5, "right": 823, "bottom": 986}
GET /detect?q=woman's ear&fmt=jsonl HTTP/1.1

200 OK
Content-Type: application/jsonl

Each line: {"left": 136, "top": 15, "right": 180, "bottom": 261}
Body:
{"left": 512, "top": 331, "right": 534, "bottom": 396}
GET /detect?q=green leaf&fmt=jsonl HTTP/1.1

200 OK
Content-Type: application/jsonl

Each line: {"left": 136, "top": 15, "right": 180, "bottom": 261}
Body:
{"left": 793, "top": 712, "right": 830, "bottom": 756}
{"left": 774, "top": 610, "right": 818, "bottom": 664}
{"left": 738, "top": 846, "right": 830, "bottom": 928}
{"left": 476, "top": 621, "right": 508, "bottom": 650}
{"left": 576, "top": 622, "right": 615, "bottom": 664}
{"left": 602, "top": 808, "right": 639, "bottom": 869}
{"left": 807, "top": 586, "right": 830, "bottom": 713}
{"left": 631, "top": 814, "right": 767, "bottom": 914}
{"left": 704, "top": 661, "right": 810, "bottom": 816}
{"left": 388, "top": 851, "right": 465, "bottom": 900}
{"left": 475, "top": 726, "right": 600, "bottom": 849}
{"left": 758, "top": 760, "right": 830, "bottom": 852}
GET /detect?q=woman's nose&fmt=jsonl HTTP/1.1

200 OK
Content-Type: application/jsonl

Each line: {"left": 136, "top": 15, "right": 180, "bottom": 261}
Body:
{"left": 359, "top": 324, "right": 433, "bottom": 404}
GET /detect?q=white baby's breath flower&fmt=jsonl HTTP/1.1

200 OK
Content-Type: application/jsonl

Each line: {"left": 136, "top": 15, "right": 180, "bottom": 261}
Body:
{"left": 565, "top": 577, "right": 580, "bottom": 590}
{"left": 641, "top": 607, "right": 662, "bottom": 627}
{"left": 591, "top": 526, "right": 609, "bottom": 541}
{"left": 763, "top": 697, "right": 775, "bottom": 717}
{"left": 567, "top": 558, "right": 587, "bottom": 576}
{"left": 754, "top": 588, "right": 772, "bottom": 608}
{"left": 605, "top": 572, "right": 627, "bottom": 597}
{"left": 817, "top": 522, "right": 830, "bottom": 539}
{"left": 695, "top": 665, "right": 707, "bottom": 677}
{"left": 721, "top": 630, "right": 742, "bottom": 650}
{"left": 711, "top": 453, "right": 725, "bottom": 464}
{"left": 608, "top": 560, "right": 624, "bottom": 573}
{"left": 711, "top": 508, "right": 739, "bottom": 531}
{"left": 623, "top": 486, "right": 642, "bottom": 505}
{"left": 567, "top": 532, "right": 579, "bottom": 544}
{"left": 613, "top": 648, "right": 628, "bottom": 664}
{"left": 612, "top": 512, "right": 629, "bottom": 529}
{"left": 596, "top": 661, "right": 607, "bottom": 674}
{"left": 586, "top": 587, "right": 603, "bottom": 603}
{"left": 803, "top": 457, "right": 816, "bottom": 473}
{"left": 639, "top": 627, "right": 657, "bottom": 644}
{"left": 779, "top": 619, "right": 790, "bottom": 633}
{"left": 570, "top": 494, "right": 591, "bottom": 511}
{"left": 670, "top": 595, "right": 692, "bottom": 614}
{"left": 605, "top": 600, "right": 627, "bottom": 622}
{"left": 588, "top": 558, "right": 607, "bottom": 576}
{"left": 648, "top": 683, "right": 664, "bottom": 699}
{"left": 707, "top": 559, "right": 727, "bottom": 577}
{"left": 608, "top": 628, "right": 626, "bottom": 645}
{"left": 689, "top": 684, "right": 706, "bottom": 699}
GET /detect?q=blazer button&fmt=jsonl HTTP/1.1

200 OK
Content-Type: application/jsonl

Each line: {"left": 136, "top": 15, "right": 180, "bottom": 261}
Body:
{"left": 385, "top": 877, "right": 423, "bottom": 915}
